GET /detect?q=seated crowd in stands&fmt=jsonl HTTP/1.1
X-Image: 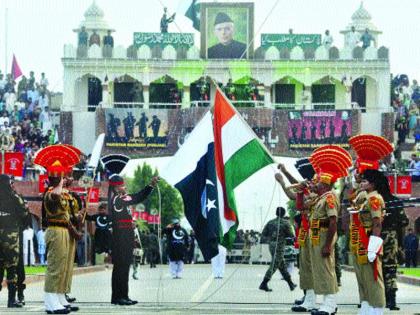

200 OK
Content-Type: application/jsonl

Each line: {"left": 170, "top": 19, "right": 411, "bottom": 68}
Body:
{"left": 392, "top": 75, "right": 420, "bottom": 144}
{"left": 0, "top": 70, "right": 57, "bottom": 173}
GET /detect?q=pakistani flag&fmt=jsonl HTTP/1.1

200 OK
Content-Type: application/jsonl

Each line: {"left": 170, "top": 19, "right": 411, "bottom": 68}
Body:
{"left": 161, "top": 88, "right": 274, "bottom": 259}
{"left": 185, "top": 0, "right": 200, "bottom": 31}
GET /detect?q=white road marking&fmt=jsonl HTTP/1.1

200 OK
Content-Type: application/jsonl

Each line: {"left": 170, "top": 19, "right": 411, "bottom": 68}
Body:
{"left": 190, "top": 274, "right": 214, "bottom": 302}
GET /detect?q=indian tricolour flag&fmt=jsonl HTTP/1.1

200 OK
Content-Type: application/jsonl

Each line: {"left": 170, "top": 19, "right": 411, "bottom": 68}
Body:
{"left": 212, "top": 89, "right": 274, "bottom": 247}
{"left": 161, "top": 87, "right": 274, "bottom": 259}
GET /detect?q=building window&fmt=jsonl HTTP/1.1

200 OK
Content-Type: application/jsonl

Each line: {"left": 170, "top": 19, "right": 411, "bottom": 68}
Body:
{"left": 275, "top": 84, "right": 295, "bottom": 104}
{"left": 312, "top": 84, "right": 335, "bottom": 109}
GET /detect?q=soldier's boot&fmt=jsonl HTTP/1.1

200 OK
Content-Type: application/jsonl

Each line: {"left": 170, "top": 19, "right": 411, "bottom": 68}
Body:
{"left": 385, "top": 290, "right": 391, "bottom": 309}
{"left": 7, "top": 283, "right": 23, "bottom": 308}
{"left": 388, "top": 289, "right": 400, "bottom": 311}
{"left": 132, "top": 264, "right": 139, "bottom": 280}
{"left": 294, "top": 290, "right": 306, "bottom": 305}
{"left": 17, "top": 284, "right": 26, "bottom": 305}
{"left": 259, "top": 277, "right": 272, "bottom": 292}
{"left": 0, "top": 268, "right": 4, "bottom": 292}
{"left": 284, "top": 275, "right": 297, "bottom": 291}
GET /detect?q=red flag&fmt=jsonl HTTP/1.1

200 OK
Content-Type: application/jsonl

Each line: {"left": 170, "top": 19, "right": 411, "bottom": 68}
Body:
{"left": 3, "top": 152, "right": 24, "bottom": 177}
{"left": 39, "top": 174, "right": 49, "bottom": 193}
{"left": 139, "top": 212, "right": 149, "bottom": 221}
{"left": 11, "top": 54, "right": 23, "bottom": 80}
{"left": 147, "top": 214, "right": 161, "bottom": 224}
{"left": 396, "top": 176, "right": 412, "bottom": 195}
{"left": 87, "top": 187, "right": 100, "bottom": 203}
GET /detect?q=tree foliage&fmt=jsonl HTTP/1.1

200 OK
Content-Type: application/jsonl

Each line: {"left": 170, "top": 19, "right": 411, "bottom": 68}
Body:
{"left": 126, "top": 163, "right": 184, "bottom": 227}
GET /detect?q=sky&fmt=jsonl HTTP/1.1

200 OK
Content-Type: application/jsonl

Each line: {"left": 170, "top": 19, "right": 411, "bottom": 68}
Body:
{"left": 1, "top": 0, "right": 420, "bottom": 92}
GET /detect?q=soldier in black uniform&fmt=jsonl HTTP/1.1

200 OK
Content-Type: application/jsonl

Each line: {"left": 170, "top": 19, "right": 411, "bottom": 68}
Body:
{"left": 86, "top": 203, "right": 112, "bottom": 256}
{"left": 0, "top": 175, "right": 28, "bottom": 308}
{"left": 108, "top": 174, "right": 158, "bottom": 305}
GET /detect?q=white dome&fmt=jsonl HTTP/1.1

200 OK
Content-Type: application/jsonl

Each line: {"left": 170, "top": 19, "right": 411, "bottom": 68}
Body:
{"left": 84, "top": 1, "right": 104, "bottom": 19}
{"left": 75, "top": 1, "right": 113, "bottom": 32}
{"left": 341, "top": 1, "right": 381, "bottom": 35}
{"left": 351, "top": 2, "right": 371, "bottom": 21}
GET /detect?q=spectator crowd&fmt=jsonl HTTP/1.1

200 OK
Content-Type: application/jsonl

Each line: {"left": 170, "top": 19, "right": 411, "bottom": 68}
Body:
{"left": 392, "top": 75, "right": 420, "bottom": 144}
{"left": 0, "top": 70, "right": 58, "bottom": 174}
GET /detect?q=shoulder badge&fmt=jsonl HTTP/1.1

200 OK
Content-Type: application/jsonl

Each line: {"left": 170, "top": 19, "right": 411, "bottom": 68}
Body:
{"left": 326, "top": 193, "right": 336, "bottom": 209}
{"left": 369, "top": 196, "right": 381, "bottom": 211}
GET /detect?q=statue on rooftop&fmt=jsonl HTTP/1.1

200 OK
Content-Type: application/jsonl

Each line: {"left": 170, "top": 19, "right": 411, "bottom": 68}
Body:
{"left": 160, "top": 7, "right": 176, "bottom": 33}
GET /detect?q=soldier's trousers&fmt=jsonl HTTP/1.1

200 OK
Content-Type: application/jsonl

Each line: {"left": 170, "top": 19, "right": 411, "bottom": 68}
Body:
{"left": 264, "top": 243, "right": 291, "bottom": 281}
{"left": 334, "top": 241, "right": 341, "bottom": 283}
{"left": 352, "top": 253, "right": 385, "bottom": 307}
{"left": 44, "top": 227, "right": 71, "bottom": 293}
{"left": 299, "top": 235, "right": 314, "bottom": 290}
{"left": 309, "top": 230, "right": 338, "bottom": 295}
{"left": 111, "top": 231, "right": 133, "bottom": 302}
{"left": 382, "top": 230, "right": 398, "bottom": 292}
{"left": 65, "top": 237, "right": 76, "bottom": 294}
{"left": 0, "top": 229, "right": 19, "bottom": 285}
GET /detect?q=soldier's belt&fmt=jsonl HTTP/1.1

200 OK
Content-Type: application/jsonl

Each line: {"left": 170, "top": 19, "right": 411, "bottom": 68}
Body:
{"left": 47, "top": 219, "right": 69, "bottom": 228}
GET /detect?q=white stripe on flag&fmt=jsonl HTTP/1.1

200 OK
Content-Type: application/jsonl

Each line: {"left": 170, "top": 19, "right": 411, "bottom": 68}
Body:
{"left": 217, "top": 177, "right": 234, "bottom": 235}
{"left": 161, "top": 111, "right": 213, "bottom": 186}
{"left": 220, "top": 114, "right": 255, "bottom": 163}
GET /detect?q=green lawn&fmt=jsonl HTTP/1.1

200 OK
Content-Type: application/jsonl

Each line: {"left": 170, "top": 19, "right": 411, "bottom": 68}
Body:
{"left": 24, "top": 266, "right": 47, "bottom": 275}
{"left": 400, "top": 268, "right": 420, "bottom": 278}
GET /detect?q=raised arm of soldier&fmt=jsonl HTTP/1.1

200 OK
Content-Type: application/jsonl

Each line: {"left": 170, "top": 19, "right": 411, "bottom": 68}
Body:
{"left": 278, "top": 163, "right": 299, "bottom": 184}
{"left": 275, "top": 172, "right": 297, "bottom": 200}
{"left": 118, "top": 176, "right": 159, "bottom": 206}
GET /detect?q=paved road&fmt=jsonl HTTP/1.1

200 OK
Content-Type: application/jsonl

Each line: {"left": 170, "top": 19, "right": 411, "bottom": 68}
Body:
{"left": 0, "top": 264, "right": 419, "bottom": 314}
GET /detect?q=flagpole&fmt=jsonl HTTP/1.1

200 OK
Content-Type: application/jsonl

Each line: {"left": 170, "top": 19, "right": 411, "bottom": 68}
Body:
{"left": 4, "top": 7, "right": 8, "bottom": 74}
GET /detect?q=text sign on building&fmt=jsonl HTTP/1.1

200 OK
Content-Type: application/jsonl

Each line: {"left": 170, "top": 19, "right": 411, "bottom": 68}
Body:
{"left": 133, "top": 32, "right": 195, "bottom": 48}
{"left": 261, "top": 34, "right": 321, "bottom": 49}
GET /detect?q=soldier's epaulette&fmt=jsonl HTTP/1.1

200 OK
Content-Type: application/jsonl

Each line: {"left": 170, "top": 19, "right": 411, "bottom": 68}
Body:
{"left": 368, "top": 195, "right": 382, "bottom": 211}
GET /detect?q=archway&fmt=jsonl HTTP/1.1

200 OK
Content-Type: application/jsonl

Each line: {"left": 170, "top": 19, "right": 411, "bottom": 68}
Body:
{"left": 74, "top": 74, "right": 103, "bottom": 112}
{"left": 352, "top": 76, "right": 377, "bottom": 112}
{"left": 190, "top": 76, "right": 211, "bottom": 107}
{"left": 150, "top": 75, "right": 182, "bottom": 108}
{"left": 272, "top": 76, "right": 304, "bottom": 108}
{"left": 113, "top": 74, "right": 143, "bottom": 106}
{"left": 222, "top": 76, "right": 263, "bottom": 107}
{"left": 311, "top": 76, "right": 341, "bottom": 110}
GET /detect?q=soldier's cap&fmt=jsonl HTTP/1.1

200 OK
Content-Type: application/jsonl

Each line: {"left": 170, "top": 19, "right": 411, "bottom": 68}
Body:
{"left": 309, "top": 145, "right": 352, "bottom": 185}
{"left": 294, "top": 158, "right": 315, "bottom": 181}
{"left": 349, "top": 134, "right": 393, "bottom": 174}
{"left": 214, "top": 12, "right": 233, "bottom": 26}
{"left": 109, "top": 174, "right": 124, "bottom": 187}
{"left": 0, "top": 174, "right": 11, "bottom": 186}
{"left": 100, "top": 154, "right": 130, "bottom": 177}
{"left": 361, "top": 169, "right": 387, "bottom": 188}
{"left": 34, "top": 144, "right": 81, "bottom": 177}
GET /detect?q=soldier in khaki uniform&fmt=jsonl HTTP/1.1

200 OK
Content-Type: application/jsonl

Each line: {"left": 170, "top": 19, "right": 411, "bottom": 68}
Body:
{"left": 275, "top": 159, "right": 319, "bottom": 312}
{"left": 349, "top": 134, "right": 394, "bottom": 315}
{"left": 35, "top": 144, "right": 82, "bottom": 314}
{"left": 307, "top": 145, "right": 353, "bottom": 315}
{"left": 63, "top": 174, "right": 84, "bottom": 304}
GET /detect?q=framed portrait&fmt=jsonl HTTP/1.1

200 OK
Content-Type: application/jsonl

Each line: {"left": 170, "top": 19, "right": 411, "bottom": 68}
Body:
{"left": 200, "top": 2, "right": 254, "bottom": 60}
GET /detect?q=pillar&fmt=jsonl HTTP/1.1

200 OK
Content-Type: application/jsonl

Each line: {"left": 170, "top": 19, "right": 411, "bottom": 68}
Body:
{"left": 182, "top": 85, "right": 190, "bottom": 108}
{"left": 143, "top": 85, "right": 150, "bottom": 109}
{"left": 264, "top": 85, "right": 271, "bottom": 108}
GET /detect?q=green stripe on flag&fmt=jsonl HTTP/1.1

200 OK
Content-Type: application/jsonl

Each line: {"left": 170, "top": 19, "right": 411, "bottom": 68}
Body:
{"left": 220, "top": 139, "right": 274, "bottom": 249}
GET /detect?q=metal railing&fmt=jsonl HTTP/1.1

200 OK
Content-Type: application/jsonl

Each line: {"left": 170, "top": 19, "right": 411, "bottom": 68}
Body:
{"left": 85, "top": 101, "right": 392, "bottom": 112}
